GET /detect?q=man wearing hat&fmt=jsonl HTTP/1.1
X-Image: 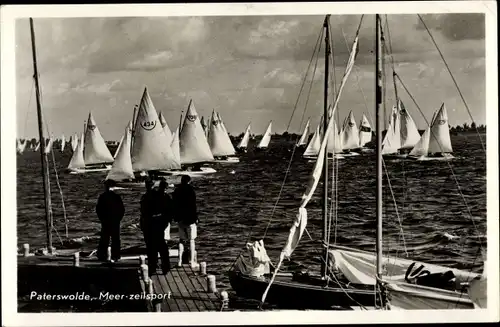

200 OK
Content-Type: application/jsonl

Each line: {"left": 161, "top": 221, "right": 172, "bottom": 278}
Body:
{"left": 96, "top": 179, "right": 125, "bottom": 262}
{"left": 140, "top": 178, "right": 172, "bottom": 275}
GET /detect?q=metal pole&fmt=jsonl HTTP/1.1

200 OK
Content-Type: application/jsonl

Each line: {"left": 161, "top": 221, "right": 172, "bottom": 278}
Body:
{"left": 30, "top": 18, "right": 53, "bottom": 253}
{"left": 321, "top": 15, "right": 331, "bottom": 279}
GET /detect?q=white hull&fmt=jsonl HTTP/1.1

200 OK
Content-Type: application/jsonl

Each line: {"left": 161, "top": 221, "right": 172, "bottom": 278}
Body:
{"left": 214, "top": 157, "right": 240, "bottom": 164}
{"left": 159, "top": 167, "right": 217, "bottom": 176}
{"left": 68, "top": 165, "right": 112, "bottom": 174}
{"left": 407, "top": 154, "right": 455, "bottom": 161}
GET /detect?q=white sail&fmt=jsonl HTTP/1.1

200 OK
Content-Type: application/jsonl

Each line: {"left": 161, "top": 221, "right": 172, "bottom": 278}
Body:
{"left": 381, "top": 106, "right": 401, "bottom": 155}
{"left": 428, "top": 103, "right": 453, "bottom": 154}
{"left": 257, "top": 121, "right": 272, "bottom": 149}
{"left": 114, "top": 134, "right": 125, "bottom": 159}
{"left": 71, "top": 133, "right": 78, "bottom": 151}
{"left": 201, "top": 116, "right": 207, "bottom": 134}
{"left": 170, "top": 126, "right": 181, "bottom": 164}
{"left": 60, "top": 134, "right": 66, "bottom": 152}
{"left": 398, "top": 100, "right": 420, "bottom": 149}
{"left": 107, "top": 123, "right": 134, "bottom": 181}
{"left": 68, "top": 133, "right": 85, "bottom": 169}
{"left": 327, "top": 117, "right": 343, "bottom": 154}
{"left": 34, "top": 140, "right": 40, "bottom": 151}
{"left": 179, "top": 101, "right": 214, "bottom": 164}
{"left": 205, "top": 116, "right": 211, "bottom": 139}
{"left": 17, "top": 139, "right": 27, "bottom": 154}
{"left": 158, "top": 112, "right": 173, "bottom": 145}
{"left": 44, "top": 137, "right": 53, "bottom": 154}
{"left": 341, "top": 111, "right": 360, "bottom": 150}
{"left": 296, "top": 118, "right": 311, "bottom": 147}
{"left": 131, "top": 87, "right": 180, "bottom": 171}
{"left": 358, "top": 114, "right": 372, "bottom": 147}
{"left": 209, "top": 111, "right": 236, "bottom": 156}
{"left": 238, "top": 123, "right": 252, "bottom": 148}
{"left": 83, "top": 112, "right": 114, "bottom": 165}
{"left": 304, "top": 124, "right": 322, "bottom": 157}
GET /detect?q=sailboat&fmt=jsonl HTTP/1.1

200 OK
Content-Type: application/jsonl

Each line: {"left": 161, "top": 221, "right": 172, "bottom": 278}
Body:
{"left": 358, "top": 114, "right": 373, "bottom": 152}
{"left": 296, "top": 118, "right": 311, "bottom": 148}
{"left": 70, "top": 133, "right": 78, "bottom": 152}
{"left": 44, "top": 136, "right": 54, "bottom": 154}
{"left": 34, "top": 140, "right": 40, "bottom": 151}
{"left": 17, "top": 139, "right": 27, "bottom": 154}
{"left": 60, "top": 134, "right": 66, "bottom": 152}
{"left": 303, "top": 116, "right": 344, "bottom": 160}
{"left": 303, "top": 120, "right": 322, "bottom": 159}
{"left": 382, "top": 100, "right": 421, "bottom": 158}
{"left": 228, "top": 14, "right": 482, "bottom": 311}
{"left": 408, "top": 103, "right": 454, "bottom": 161}
{"left": 158, "top": 112, "right": 173, "bottom": 145}
{"left": 256, "top": 121, "right": 272, "bottom": 150}
{"left": 237, "top": 123, "right": 252, "bottom": 153}
{"left": 159, "top": 100, "right": 216, "bottom": 176}
{"left": 66, "top": 112, "right": 114, "bottom": 174}
{"left": 339, "top": 111, "right": 361, "bottom": 156}
{"left": 208, "top": 110, "right": 239, "bottom": 163}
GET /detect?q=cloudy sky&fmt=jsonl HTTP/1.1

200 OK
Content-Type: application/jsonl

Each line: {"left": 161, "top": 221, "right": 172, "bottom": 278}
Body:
{"left": 15, "top": 13, "right": 485, "bottom": 140}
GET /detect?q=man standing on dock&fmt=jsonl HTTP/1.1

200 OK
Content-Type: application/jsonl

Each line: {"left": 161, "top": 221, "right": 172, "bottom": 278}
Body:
{"left": 96, "top": 179, "right": 125, "bottom": 262}
{"left": 172, "top": 175, "right": 198, "bottom": 265}
{"left": 140, "top": 178, "right": 172, "bottom": 275}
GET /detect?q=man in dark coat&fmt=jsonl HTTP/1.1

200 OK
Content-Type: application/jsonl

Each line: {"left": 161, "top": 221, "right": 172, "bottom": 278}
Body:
{"left": 96, "top": 179, "right": 125, "bottom": 262}
{"left": 140, "top": 178, "right": 172, "bottom": 276}
{"left": 172, "top": 175, "right": 199, "bottom": 264}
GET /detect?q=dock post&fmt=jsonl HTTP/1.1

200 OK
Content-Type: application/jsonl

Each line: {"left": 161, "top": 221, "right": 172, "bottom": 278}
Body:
{"left": 189, "top": 240, "right": 196, "bottom": 265}
{"left": 199, "top": 262, "right": 207, "bottom": 275}
{"left": 178, "top": 243, "right": 184, "bottom": 267}
{"left": 164, "top": 223, "right": 171, "bottom": 240}
{"left": 139, "top": 255, "right": 146, "bottom": 266}
{"left": 220, "top": 291, "right": 229, "bottom": 310}
{"left": 73, "top": 252, "right": 80, "bottom": 267}
{"left": 141, "top": 264, "right": 149, "bottom": 282}
{"left": 106, "top": 246, "right": 111, "bottom": 261}
{"left": 207, "top": 275, "right": 217, "bottom": 293}
{"left": 23, "top": 243, "right": 30, "bottom": 257}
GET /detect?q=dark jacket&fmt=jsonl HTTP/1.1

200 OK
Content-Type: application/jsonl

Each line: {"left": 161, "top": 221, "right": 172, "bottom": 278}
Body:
{"left": 140, "top": 189, "right": 172, "bottom": 232}
{"left": 96, "top": 190, "right": 125, "bottom": 224}
{"left": 172, "top": 184, "right": 198, "bottom": 225}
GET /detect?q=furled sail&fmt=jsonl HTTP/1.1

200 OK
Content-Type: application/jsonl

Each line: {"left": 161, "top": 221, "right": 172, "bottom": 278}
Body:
{"left": 358, "top": 114, "right": 372, "bottom": 147}
{"left": 107, "top": 123, "right": 134, "bottom": 181}
{"left": 296, "top": 118, "right": 311, "bottom": 147}
{"left": 238, "top": 123, "right": 251, "bottom": 149}
{"left": 131, "top": 87, "right": 180, "bottom": 171}
{"left": 83, "top": 112, "right": 114, "bottom": 165}
{"left": 257, "top": 121, "right": 272, "bottom": 149}
{"left": 179, "top": 100, "right": 214, "bottom": 164}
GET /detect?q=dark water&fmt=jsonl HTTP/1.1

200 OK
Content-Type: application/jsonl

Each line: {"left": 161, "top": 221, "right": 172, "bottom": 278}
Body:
{"left": 17, "top": 133, "right": 487, "bottom": 309}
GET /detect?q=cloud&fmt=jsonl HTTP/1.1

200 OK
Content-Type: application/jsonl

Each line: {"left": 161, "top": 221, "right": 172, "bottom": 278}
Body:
{"left": 416, "top": 13, "right": 485, "bottom": 41}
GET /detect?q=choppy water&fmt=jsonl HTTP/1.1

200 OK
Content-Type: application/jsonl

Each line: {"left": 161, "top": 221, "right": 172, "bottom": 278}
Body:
{"left": 16, "top": 133, "right": 487, "bottom": 309}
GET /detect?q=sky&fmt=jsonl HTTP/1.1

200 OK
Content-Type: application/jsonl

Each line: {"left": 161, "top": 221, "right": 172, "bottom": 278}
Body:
{"left": 15, "top": 13, "right": 486, "bottom": 141}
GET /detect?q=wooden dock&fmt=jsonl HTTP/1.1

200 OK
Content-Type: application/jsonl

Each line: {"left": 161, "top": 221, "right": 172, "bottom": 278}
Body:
{"left": 18, "top": 242, "right": 229, "bottom": 312}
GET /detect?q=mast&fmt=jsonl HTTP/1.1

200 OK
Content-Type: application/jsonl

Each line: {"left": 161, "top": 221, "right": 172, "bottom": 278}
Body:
{"left": 375, "top": 14, "right": 385, "bottom": 307}
{"left": 30, "top": 18, "right": 53, "bottom": 254}
{"left": 321, "top": 15, "right": 330, "bottom": 278}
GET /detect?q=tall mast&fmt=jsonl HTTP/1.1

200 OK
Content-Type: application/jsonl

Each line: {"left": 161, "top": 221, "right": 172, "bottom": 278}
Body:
{"left": 321, "top": 15, "right": 331, "bottom": 279}
{"left": 375, "top": 14, "right": 385, "bottom": 307}
{"left": 30, "top": 18, "right": 53, "bottom": 254}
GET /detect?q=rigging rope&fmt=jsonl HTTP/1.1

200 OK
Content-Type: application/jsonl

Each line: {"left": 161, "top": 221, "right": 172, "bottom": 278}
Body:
{"left": 417, "top": 14, "right": 486, "bottom": 153}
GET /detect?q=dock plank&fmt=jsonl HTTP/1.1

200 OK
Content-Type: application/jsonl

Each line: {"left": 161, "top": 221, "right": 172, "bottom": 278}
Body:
{"left": 182, "top": 266, "right": 220, "bottom": 311}
{"left": 170, "top": 269, "right": 201, "bottom": 312}
{"left": 178, "top": 266, "right": 213, "bottom": 311}
{"left": 155, "top": 273, "right": 178, "bottom": 312}
{"left": 165, "top": 270, "right": 190, "bottom": 312}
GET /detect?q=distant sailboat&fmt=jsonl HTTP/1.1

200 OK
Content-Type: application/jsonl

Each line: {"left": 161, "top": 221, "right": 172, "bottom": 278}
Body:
{"left": 257, "top": 121, "right": 272, "bottom": 150}
{"left": 106, "top": 122, "right": 134, "bottom": 182}
{"left": 208, "top": 110, "right": 239, "bottom": 163}
{"left": 237, "top": 123, "right": 251, "bottom": 153}
{"left": 398, "top": 100, "right": 421, "bottom": 154}
{"left": 17, "top": 139, "right": 27, "bottom": 154}
{"left": 408, "top": 103, "right": 454, "bottom": 161}
{"left": 358, "top": 114, "right": 373, "bottom": 151}
{"left": 303, "top": 122, "right": 321, "bottom": 159}
{"left": 60, "top": 134, "right": 66, "bottom": 152}
{"left": 296, "top": 118, "right": 311, "bottom": 147}
{"left": 340, "top": 111, "right": 360, "bottom": 156}
{"left": 382, "top": 100, "right": 420, "bottom": 158}
{"left": 158, "top": 112, "right": 173, "bottom": 145}
{"left": 160, "top": 100, "right": 216, "bottom": 176}
{"left": 67, "top": 112, "right": 114, "bottom": 174}
{"left": 44, "top": 136, "right": 54, "bottom": 154}
{"left": 70, "top": 133, "right": 78, "bottom": 151}
{"left": 34, "top": 140, "right": 40, "bottom": 151}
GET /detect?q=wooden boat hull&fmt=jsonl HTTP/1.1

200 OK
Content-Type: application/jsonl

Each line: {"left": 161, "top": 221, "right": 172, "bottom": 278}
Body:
{"left": 159, "top": 167, "right": 217, "bottom": 177}
{"left": 228, "top": 271, "right": 377, "bottom": 310}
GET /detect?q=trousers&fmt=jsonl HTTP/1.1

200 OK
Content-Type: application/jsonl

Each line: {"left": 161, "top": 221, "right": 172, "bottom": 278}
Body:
{"left": 144, "top": 229, "right": 171, "bottom": 276}
{"left": 97, "top": 222, "right": 121, "bottom": 261}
